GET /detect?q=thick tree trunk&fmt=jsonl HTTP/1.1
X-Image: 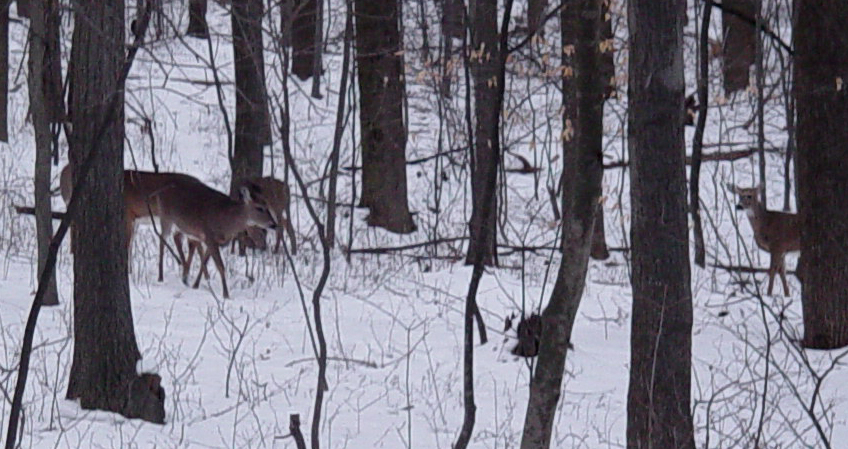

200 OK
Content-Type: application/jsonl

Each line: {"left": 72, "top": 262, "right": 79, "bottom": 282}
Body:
{"left": 186, "top": 0, "right": 209, "bottom": 38}
{"left": 721, "top": 0, "right": 760, "bottom": 94}
{"left": 519, "top": 2, "right": 604, "bottom": 447}
{"left": 290, "top": 0, "right": 319, "bottom": 80}
{"left": 527, "top": 0, "right": 548, "bottom": 35}
{"left": 795, "top": 0, "right": 848, "bottom": 349}
{"left": 355, "top": 0, "right": 416, "bottom": 233}
{"left": 230, "top": 0, "right": 269, "bottom": 193}
{"left": 465, "top": 0, "right": 499, "bottom": 265}
{"left": 65, "top": 0, "right": 146, "bottom": 419}
{"left": 28, "top": 0, "right": 59, "bottom": 306}
{"left": 442, "top": 0, "right": 465, "bottom": 39}
{"left": 626, "top": 0, "right": 695, "bottom": 448}
{"left": 16, "top": 0, "right": 30, "bottom": 18}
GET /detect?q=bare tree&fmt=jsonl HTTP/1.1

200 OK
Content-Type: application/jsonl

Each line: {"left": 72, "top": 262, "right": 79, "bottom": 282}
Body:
{"left": 721, "top": 0, "right": 760, "bottom": 94}
{"left": 64, "top": 0, "right": 163, "bottom": 423}
{"left": 354, "top": 0, "right": 416, "bottom": 233}
{"left": 186, "top": 0, "right": 209, "bottom": 38}
{"left": 466, "top": 0, "right": 499, "bottom": 265}
{"left": 27, "top": 0, "right": 61, "bottom": 306}
{"left": 0, "top": 1, "right": 8, "bottom": 143}
{"left": 626, "top": 0, "right": 695, "bottom": 447}
{"left": 290, "top": 0, "right": 321, "bottom": 81}
{"left": 519, "top": 1, "right": 605, "bottom": 446}
{"left": 794, "top": 0, "right": 848, "bottom": 349}
{"left": 230, "top": 0, "right": 270, "bottom": 193}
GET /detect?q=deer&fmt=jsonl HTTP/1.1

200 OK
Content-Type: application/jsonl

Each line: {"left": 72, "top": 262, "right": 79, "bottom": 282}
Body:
{"left": 153, "top": 179, "right": 278, "bottom": 299}
{"left": 729, "top": 184, "right": 801, "bottom": 296}
{"left": 233, "top": 176, "right": 298, "bottom": 256}
{"left": 60, "top": 164, "right": 205, "bottom": 283}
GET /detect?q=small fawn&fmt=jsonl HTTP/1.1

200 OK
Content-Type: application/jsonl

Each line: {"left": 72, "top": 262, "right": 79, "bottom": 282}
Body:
{"left": 729, "top": 184, "right": 801, "bottom": 296}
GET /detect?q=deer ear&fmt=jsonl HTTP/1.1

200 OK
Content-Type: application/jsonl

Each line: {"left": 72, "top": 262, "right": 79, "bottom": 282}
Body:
{"left": 239, "top": 185, "right": 254, "bottom": 202}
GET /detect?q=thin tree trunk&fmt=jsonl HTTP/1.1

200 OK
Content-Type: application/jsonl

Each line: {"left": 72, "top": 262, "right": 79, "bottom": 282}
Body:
{"left": 795, "top": 0, "right": 848, "bottom": 349}
{"left": 187, "top": 0, "right": 209, "bottom": 38}
{"left": 28, "top": 0, "right": 59, "bottom": 306}
{"left": 0, "top": 3, "right": 8, "bottom": 143}
{"left": 721, "top": 0, "right": 759, "bottom": 94}
{"left": 230, "top": 0, "right": 269, "bottom": 193}
{"left": 65, "top": 0, "right": 153, "bottom": 420}
{"left": 527, "top": 0, "right": 548, "bottom": 35}
{"left": 465, "top": 0, "right": 499, "bottom": 265}
{"left": 456, "top": 2, "right": 512, "bottom": 447}
{"left": 519, "top": 1, "right": 604, "bottom": 447}
{"left": 326, "top": 0, "right": 353, "bottom": 248}
{"left": 691, "top": 0, "right": 712, "bottom": 268}
{"left": 309, "top": 0, "right": 322, "bottom": 98}
{"left": 291, "top": 0, "right": 318, "bottom": 80}
{"left": 355, "top": 0, "right": 416, "bottom": 233}
{"left": 626, "top": 0, "right": 695, "bottom": 448}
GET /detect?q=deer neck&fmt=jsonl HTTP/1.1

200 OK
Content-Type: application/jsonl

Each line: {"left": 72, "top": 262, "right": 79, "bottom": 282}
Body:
{"left": 745, "top": 203, "right": 767, "bottom": 232}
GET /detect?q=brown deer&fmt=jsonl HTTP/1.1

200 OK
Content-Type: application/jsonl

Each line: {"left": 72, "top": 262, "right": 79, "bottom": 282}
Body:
{"left": 153, "top": 179, "right": 277, "bottom": 299}
{"left": 729, "top": 184, "right": 801, "bottom": 296}
{"left": 60, "top": 164, "right": 206, "bottom": 282}
{"left": 234, "top": 176, "right": 297, "bottom": 255}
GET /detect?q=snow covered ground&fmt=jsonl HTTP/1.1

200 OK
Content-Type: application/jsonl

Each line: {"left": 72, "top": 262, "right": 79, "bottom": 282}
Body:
{"left": 1, "top": 1, "right": 846, "bottom": 448}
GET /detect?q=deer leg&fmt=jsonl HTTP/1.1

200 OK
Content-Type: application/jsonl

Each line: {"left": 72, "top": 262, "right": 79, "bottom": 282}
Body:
{"left": 209, "top": 243, "right": 229, "bottom": 299}
{"left": 157, "top": 221, "right": 174, "bottom": 283}
{"left": 196, "top": 240, "right": 211, "bottom": 280}
{"left": 176, "top": 233, "right": 191, "bottom": 284}
{"left": 125, "top": 215, "right": 136, "bottom": 273}
{"left": 767, "top": 253, "right": 777, "bottom": 296}
{"left": 777, "top": 254, "right": 790, "bottom": 296}
{"left": 192, "top": 244, "right": 209, "bottom": 289}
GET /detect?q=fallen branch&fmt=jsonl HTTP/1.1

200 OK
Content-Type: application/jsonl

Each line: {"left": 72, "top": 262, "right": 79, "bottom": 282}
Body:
{"left": 711, "top": 263, "right": 797, "bottom": 276}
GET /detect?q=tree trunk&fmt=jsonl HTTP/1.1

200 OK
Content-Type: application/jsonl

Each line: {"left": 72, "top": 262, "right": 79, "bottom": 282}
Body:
{"left": 27, "top": 0, "right": 59, "bottom": 306}
{"left": 186, "top": 0, "right": 209, "bottom": 38}
{"left": 0, "top": 3, "right": 8, "bottom": 143}
{"left": 465, "top": 0, "right": 499, "bottom": 265}
{"left": 527, "top": 0, "right": 548, "bottom": 36}
{"left": 794, "top": 0, "right": 848, "bottom": 349}
{"left": 44, "top": 0, "right": 63, "bottom": 123}
{"left": 230, "top": 0, "right": 269, "bottom": 193}
{"left": 355, "top": 0, "right": 416, "bottom": 233}
{"left": 519, "top": 2, "right": 604, "bottom": 447}
{"left": 16, "top": 0, "right": 30, "bottom": 18}
{"left": 626, "top": 0, "right": 695, "bottom": 448}
{"left": 290, "top": 0, "right": 318, "bottom": 80}
{"left": 442, "top": 0, "right": 465, "bottom": 39}
{"left": 65, "top": 0, "right": 152, "bottom": 421}
{"left": 721, "top": 0, "right": 760, "bottom": 94}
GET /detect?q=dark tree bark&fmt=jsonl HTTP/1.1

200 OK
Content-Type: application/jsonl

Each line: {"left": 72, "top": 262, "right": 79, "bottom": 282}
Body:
{"left": 519, "top": 1, "right": 604, "bottom": 447}
{"left": 28, "top": 0, "right": 60, "bottom": 306}
{"left": 354, "top": 0, "right": 416, "bottom": 233}
{"left": 626, "top": 0, "right": 695, "bottom": 448}
{"left": 65, "top": 0, "right": 160, "bottom": 422}
{"left": 527, "top": 0, "right": 548, "bottom": 35}
{"left": 721, "top": 0, "right": 760, "bottom": 94}
{"left": 186, "top": 0, "right": 209, "bottom": 38}
{"left": 0, "top": 3, "right": 8, "bottom": 143}
{"left": 465, "top": 0, "right": 499, "bottom": 265}
{"left": 442, "top": 0, "right": 465, "bottom": 39}
{"left": 290, "top": 0, "right": 320, "bottom": 80}
{"left": 16, "top": 0, "right": 29, "bottom": 18}
{"left": 794, "top": 0, "right": 848, "bottom": 349}
{"left": 691, "top": 0, "right": 712, "bottom": 268}
{"left": 44, "top": 0, "right": 63, "bottom": 123}
{"left": 230, "top": 0, "right": 270, "bottom": 193}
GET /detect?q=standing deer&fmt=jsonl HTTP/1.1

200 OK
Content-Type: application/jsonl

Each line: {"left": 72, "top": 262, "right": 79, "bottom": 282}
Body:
{"left": 154, "top": 179, "right": 277, "bottom": 299}
{"left": 235, "top": 176, "right": 297, "bottom": 255}
{"left": 729, "top": 184, "right": 801, "bottom": 296}
{"left": 60, "top": 164, "right": 206, "bottom": 282}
